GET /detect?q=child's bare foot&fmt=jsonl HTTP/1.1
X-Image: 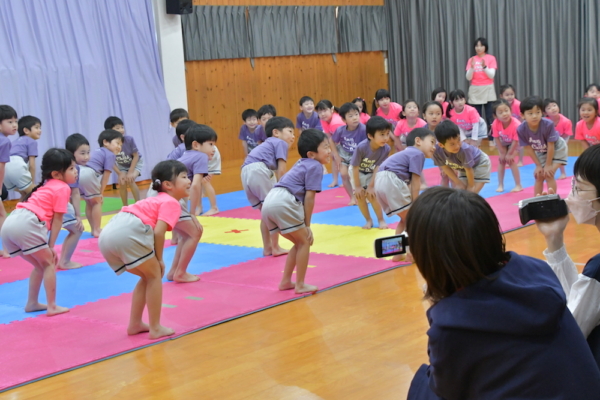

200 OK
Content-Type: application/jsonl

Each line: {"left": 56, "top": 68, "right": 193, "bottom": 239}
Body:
{"left": 348, "top": 199, "right": 357, "bottom": 206}
{"left": 558, "top": 174, "right": 567, "bottom": 180}
{"left": 149, "top": 325, "right": 175, "bottom": 340}
{"left": 362, "top": 220, "right": 373, "bottom": 230}
{"left": 174, "top": 272, "right": 200, "bottom": 283}
{"left": 1, "top": 249, "right": 10, "bottom": 259}
{"left": 92, "top": 229, "right": 102, "bottom": 238}
{"left": 517, "top": 162, "right": 523, "bottom": 167}
{"left": 25, "top": 302, "right": 47, "bottom": 313}
{"left": 279, "top": 281, "right": 296, "bottom": 291}
{"left": 271, "top": 247, "right": 289, "bottom": 257}
{"left": 511, "top": 185, "right": 523, "bottom": 192}
{"left": 295, "top": 283, "right": 318, "bottom": 294}
{"left": 378, "top": 220, "right": 389, "bottom": 230}
{"left": 328, "top": 181, "right": 339, "bottom": 188}
{"left": 202, "top": 207, "right": 219, "bottom": 216}
{"left": 166, "top": 270, "right": 175, "bottom": 281}
{"left": 195, "top": 208, "right": 203, "bottom": 216}
{"left": 496, "top": 185, "right": 504, "bottom": 193}
{"left": 127, "top": 322, "right": 150, "bottom": 335}
{"left": 57, "top": 261, "right": 83, "bottom": 270}
{"left": 170, "top": 237, "right": 179, "bottom": 245}
{"left": 47, "top": 305, "right": 70, "bottom": 316}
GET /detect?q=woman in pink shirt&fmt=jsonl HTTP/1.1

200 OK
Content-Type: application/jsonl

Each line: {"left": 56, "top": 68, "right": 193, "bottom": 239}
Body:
{"left": 99, "top": 160, "right": 191, "bottom": 340}
{"left": 371, "top": 89, "right": 402, "bottom": 129}
{"left": 544, "top": 98, "right": 572, "bottom": 179}
{"left": 352, "top": 97, "right": 371, "bottom": 125}
{"left": 575, "top": 97, "right": 600, "bottom": 150}
{"left": 466, "top": 37, "right": 497, "bottom": 126}
{"left": 317, "top": 99, "right": 345, "bottom": 187}
{"left": 393, "top": 99, "right": 426, "bottom": 151}
{"left": 1, "top": 149, "right": 77, "bottom": 317}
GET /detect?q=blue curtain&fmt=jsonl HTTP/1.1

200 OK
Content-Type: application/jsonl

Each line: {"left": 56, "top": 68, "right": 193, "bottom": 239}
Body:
{"left": 0, "top": 0, "right": 171, "bottom": 181}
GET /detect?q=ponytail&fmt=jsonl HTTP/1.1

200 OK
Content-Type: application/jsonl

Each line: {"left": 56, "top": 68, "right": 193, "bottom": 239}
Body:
{"left": 23, "top": 148, "right": 74, "bottom": 202}
{"left": 151, "top": 160, "right": 187, "bottom": 193}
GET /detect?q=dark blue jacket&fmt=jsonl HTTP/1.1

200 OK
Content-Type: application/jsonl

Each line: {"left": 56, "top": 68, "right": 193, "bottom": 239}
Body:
{"left": 408, "top": 252, "right": 600, "bottom": 400}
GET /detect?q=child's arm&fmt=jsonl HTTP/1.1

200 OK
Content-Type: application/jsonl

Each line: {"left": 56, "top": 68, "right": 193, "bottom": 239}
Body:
{"left": 70, "top": 188, "right": 84, "bottom": 231}
{"left": 189, "top": 173, "right": 203, "bottom": 216}
{"left": 410, "top": 173, "right": 421, "bottom": 201}
{"left": 441, "top": 165, "right": 465, "bottom": 189}
{"left": 113, "top": 163, "right": 126, "bottom": 184}
{"left": 544, "top": 141, "right": 555, "bottom": 177}
{"left": 463, "top": 167, "right": 475, "bottom": 192}
{"left": 329, "top": 138, "right": 340, "bottom": 167}
{"left": 366, "top": 166, "right": 379, "bottom": 198}
{"left": 494, "top": 137, "right": 506, "bottom": 162}
{"left": 100, "top": 170, "right": 112, "bottom": 196}
{"left": 352, "top": 165, "right": 365, "bottom": 199}
{"left": 303, "top": 190, "right": 316, "bottom": 245}
{"left": 523, "top": 146, "right": 543, "bottom": 178}
{"left": 275, "top": 159, "right": 287, "bottom": 181}
{"left": 127, "top": 152, "right": 140, "bottom": 182}
{"left": 241, "top": 140, "right": 249, "bottom": 156}
{"left": 581, "top": 140, "right": 590, "bottom": 150}
{"left": 506, "top": 140, "right": 519, "bottom": 163}
{"left": 49, "top": 212, "right": 65, "bottom": 263}
{"left": 153, "top": 220, "right": 168, "bottom": 276}
{"left": 28, "top": 156, "right": 36, "bottom": 183}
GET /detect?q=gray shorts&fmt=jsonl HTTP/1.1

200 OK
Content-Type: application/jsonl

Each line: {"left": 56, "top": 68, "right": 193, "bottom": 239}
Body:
{"left": 242, "top": 162, "right": 275, "bottom": 209}
{"left": 349, "top": 165, "right": 373, "bottom": 189}
{"left": 262, "top": 187, "right": 305, "bottom": 234}
{"left": 116, "top": 156, "right": 144, "bottom": 174}
{"left": 146, "top": 186, "right": 191, "bottom": 222}
{"left": 374, "top": 171, "right": 412, "bottom": 217}
{"left": 208, "top": 146, "right": 222, "bottom": 175}
{"left": 79, "top": 165, "right": 103, "bottom": 199}
{"left": 62, "top": 202, "right": 77, "bottom": 227}
{"left": 1, "top": 208, "right": 48, "bottom": 256}
{"left": 336, "top": 145, "right": 353, "bottom": 166}
{"left": 458, "top": 152, "right": 492, "bottom": 183}
{"left": 536, "top": 137, "right": 568, "bottom": 167}
{"left": 98, "top": 212, "right": 155, "bottom": 275}
{"left": 4, "top": 155, "right": 32, "bottom": 191}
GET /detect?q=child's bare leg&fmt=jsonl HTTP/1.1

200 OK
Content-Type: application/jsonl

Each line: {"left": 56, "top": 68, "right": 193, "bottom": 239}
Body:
{"left": 278, "top": 243, "right": 297, "bottom": 291}
{"left": 260, "top": 219, "right": 273, "bottom": 256}
{"left": 0, "top": 202, "right": 8, "bottom": 258}
{"left": 22, "top": 257, "right": 47, "bottom": 312}
{"left": 558, "top": 165, "right": 567, "bottom": 179}
{"left": 282, "top": 228, "right": 317, "bottom": 294}
{"left": 202, "top": 180, "right": 219, "bottom": 216}
{"left": 356, "top": 196, "right": 373, "bottom": 229}
{"left": 392, "top": 210, "right": 408, "bottom": 262}
{"left": 84, "top": 199, "right": 94, "bottom": 234}
{"left": 270, "top": 231, "right": 288, "bottom": 257}
{"left": 58, "top": 224, "right": 83, "bottom": 270}
{"left": 340, "top": 165, "right": 354, "bottom": 204}
{"left": 328, "top": 159, "right": 339, "bottom": 187}
{"left": 547, "top": 166, "right": 559, "bottom": 193}
{"left": 168, "top": 220, "right": 202, "bottom": 282}
{"left": 370, "top": 197, "right": 388, "bottom": 229}
{"left": 125, "top": 276, "right": 150, "bottom": 335}
{"left": 510, "top": 163, "right": 523, "bottom": 192}
{"left": 497, "top": 163, "right": 505, "bottom": 192}
{"left": 130, "top": 180, "right": 141, "bottom": 202}
{"left": 90, "top": 197, "right": 103, "bottom": 237}
{"left": 440, "top": 169, "right": 449, "bottom": 187}
{"left": 472, "top": 182, "right": 485, "bottom": 194}
{"left": 119, "top": 183, "right": 128, "bottom": 207}
{"left": 24, "top": 250, "right": 69, "bottom": 316}
{"left": 517, "top": 148, "right": 524, "bottom": 166}
{"left": 534, "top": 176, "right": 545, "bottom": 196}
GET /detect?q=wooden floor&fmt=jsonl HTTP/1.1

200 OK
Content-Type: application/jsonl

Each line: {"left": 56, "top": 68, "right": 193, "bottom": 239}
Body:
{"left": 3, "top": 141, "right": 596, "bottom": 400}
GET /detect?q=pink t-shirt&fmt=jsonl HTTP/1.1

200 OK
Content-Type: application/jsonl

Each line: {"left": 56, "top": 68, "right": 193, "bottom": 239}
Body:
{"left": 492, "top": 117, "right": 521, "bottom": 146}
{"left": 376, "top": 102, "right": 403, "bottom": 127}
{"left": 575, "top": 117, "right": 600, "bottom": 145}
{"left": 547, "top": 114, "right": 573, "bottom": 138}
{"left": 359, "top": 113, "right": 371, "bottom": 125}
{"left": 122, "top": 192, "right": 181, "bottom": 231}
{"left": 448, "top": 104, "right": 480, "bottom": 131}
{"left": 510, "top": 99, "right": 521, "bottom": 120}
{"left": 393, "top": 118, "right": 427, "bottom": 137}
{"left": 17, "top": 179, "right": 71, "bottom": 226}
{"left": 320, "top": 113, "right": 345, "bottom": 135}
{"left": 466, "top": 54, "right": 497, "bottom": 86}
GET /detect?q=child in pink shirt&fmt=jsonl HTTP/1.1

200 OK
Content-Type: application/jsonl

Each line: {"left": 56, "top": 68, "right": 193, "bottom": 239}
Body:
{"left": 431, "top": 87, "right": 449, "bottom": 118}
{"left": 352, "top": 97, "right": 371, "bottom": 125}
{"left": 491, "top": 100, "right": 522, "bottom": 193}
{"left": 393, "top": 99, "right": 426, "bottom": 151}
{"left": 371, "top": 89, "right": 402, "bottom": 128}
{"left": 575, "top": 97, "right": 600, "bottom": 150}
{"left": 316, "top": 99, "right": 345, "bottom": 187}
{"left": 446, "top": 90, "right": 483, "bottom": 146}
{"left": 584, "top": 83, "right": 600, "bottom": 109}
{"left": 544, "top": 98, "right": 572, "bottom": 179}
{"left": 99, "top": 160, "right": 189, "bottom": 340}
{"left": 1, "top": 149, "right": 77, "bottom": 317}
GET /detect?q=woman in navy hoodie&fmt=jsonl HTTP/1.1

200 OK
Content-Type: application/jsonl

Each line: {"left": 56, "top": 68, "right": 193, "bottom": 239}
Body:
{"left": 406, "top": 187, "right": 600, "bottom": 400}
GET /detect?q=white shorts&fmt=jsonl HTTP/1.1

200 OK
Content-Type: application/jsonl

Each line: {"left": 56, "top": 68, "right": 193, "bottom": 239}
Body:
{"left": 262, "top": 187, "right": 305, "bottom": 234}
{"left": 79, "top": 165, "right": 103, "bottom": 199}
{"left": 374, "top": 171, "right": 412, "bottom": 217}
{"left": 349, "top": 165, "right": 373, "bottom": 190}
{"left": 459, "top": 118, "right": 488, "bottom": 144}
{"left": 208, "top": 146, "right": 221, "bottom": 175}
{"left": 536, "top": 137, "right": 568, "bottom": 167}
{"left": 116, "top": 156, "right": 144, "bottom": 174}
{"left": 336, "top": 145, "right": 353, "bottom": 166}
{"left": 1, "top": 208, "right": 48, "bottom": 256}
{"left": 62, "top": 202, "right": 78, "bottom": 227}
{"left": 98, "top": 212, "right": 155, "bottom": 275}
{"left": 4, "top": 156, "right": 32, "bottom": 191}
{"left": 458, "top": 152, "right": 491, "bottom": 183}
{"left": 146, "top": 186, "right": 191, "bottom": 222}
{"left": 242, "top": 162, "right": 275, "bottom": 209}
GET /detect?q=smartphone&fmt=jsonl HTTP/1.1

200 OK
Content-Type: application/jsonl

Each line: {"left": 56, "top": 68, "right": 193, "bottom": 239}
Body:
{"left": 374, "top": 234, "right": 408, "bottom": 258}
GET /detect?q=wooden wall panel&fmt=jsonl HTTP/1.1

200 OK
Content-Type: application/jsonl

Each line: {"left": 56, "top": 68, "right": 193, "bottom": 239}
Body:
{"left": 185, "top": 52, "right": 388, "bottom": 171}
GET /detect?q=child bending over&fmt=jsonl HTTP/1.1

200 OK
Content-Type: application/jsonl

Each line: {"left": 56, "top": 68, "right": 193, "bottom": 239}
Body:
{"left": 0, "top": 105, "right": 18, "bottom": 257}
{"left": 5, "top": 115, "right": 40, "bottom": 199}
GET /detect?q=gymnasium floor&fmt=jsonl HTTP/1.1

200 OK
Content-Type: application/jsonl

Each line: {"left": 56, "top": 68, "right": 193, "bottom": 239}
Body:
{"left": 1, "top": 141, "right": 596, "bottom": 400}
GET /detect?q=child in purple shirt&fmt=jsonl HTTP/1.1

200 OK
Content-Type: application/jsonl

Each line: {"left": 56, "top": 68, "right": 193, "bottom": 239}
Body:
{"left": 0, "top": 105, "right": 18, "bottom": 257}
{"left": 79, "top": 129, "right": 123, "bottom": 237}
{"left": 241, "top": 117, "right": 295, "bottom": 257}
{"left": 331, "top": 103, "right": 368, "bottom": 206}
{"left": 296, "top": 96, "right": 323, "bottom": 132}
{"left": 262, "top": 129, "right": 330, "bottom": 294}
{"left": 105, "top": 117, "right": 143, "bottom": 206}
{"left": 239, "top": 109, "right": 267, "bottom": 156}
{"left": 350, "top": 116, "right": 391, "bottom": 230}
{"left": 257, "top": 104, "right": 277, "bottom": 130}
{"left": 517, "top": 96, "right": 568, "bottom": 194}
{"left": 5, "top": 116, "right": 41, "bottom": 199}
{"left": 167, "top": 119, "right": 196, "bottom": 161}
{"left": 170, "top": 108, "right": 189, "bottom": 147}
{"left": 433, "top": 121, "right": 491, "bottom": 194}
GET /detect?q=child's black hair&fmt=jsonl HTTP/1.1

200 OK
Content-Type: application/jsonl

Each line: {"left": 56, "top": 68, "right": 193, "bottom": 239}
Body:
{"left": 351, "top": 97, "right": 368, "bottom": 114}
{"left": 430, "top": 87, "right": 447, "bottom": 101}
{"left": 242, "top": 109, "right": 258, "bottom": 121}
{"left": 445, "top": 89, "right": 467, "bottom": 119}
{"left": 519, "top": 96, "right": 545, "bottom": 114}
{"left": 104, "top": 116, "right": 124, "bottom": 130}
{"left": 23, "top": 148, "right": 75, "bottom": 202}
{"left": 543, "top": 98, "right": 560, "bottom": 111}
{"left": 434, "top": 120, "right": 461, "bottom": 144}
{"left": 265, "top": 116, "right": 294, "bottom": 138}
{"left": 299, "top": 96, "right": 314, "bottom": 106}
{"left": 399, "top": 99, "right": 419, "bottom": 119}
{"left": 184, "top": 124, "right": 218, "bottom": 150}
{"left": 98, "top": 129, "right": 124, "bottom": 148}
{"left": 65, "top": 133, "right": 90, "bottom": 154}
{"left": 492, "top": 99, "right": 511, "bottom": 115}
{"left": 175, "top": 119, "right": 196, "bottom": 145}
{"left": 422, "top": 101, "right": 443, "bottom": 116}
{"left": 338, "top": 102, "right": 360, "bottom": 120}
{"left": 298, "top": 129, "right": 327, "bottom": 158}
{"left": 585, "top": 83, "right": 600, "bottom": 94}
{"left": 151, "top": 160, "right": 188, "bottom": 192}
{"left": 18, "top": 116, "right": 41, "bottom": 137}
{"left": 0, "top": 105, "right": 17, "bottom": 123}
{"left": 371, "top": 89, "right": 392, "bottom": 116}
{"left": 473, "top": 37, "right": 489, "bottom": 53}
{"left": 499, "top": 84, "right": 515, "bottom": 96}
{"left": 574, "top": 144, "right": 600, "bottom": 197}
{"left": 257, "top": 104, "right": 277, "bottom": 118}
{"left": 170, "top": 108, "right": 189, "bottom": 123}
{"left": 316, "top": 99, "right": 337, "bottom": 113}
{"left": 366, "top": 116, "right": 392, "bottom": 138}
{"left": 577, "top": 97, "right": 599, "bottom": 116}
{"left": 406, "top": 128, "right": 435, "bottom": 147}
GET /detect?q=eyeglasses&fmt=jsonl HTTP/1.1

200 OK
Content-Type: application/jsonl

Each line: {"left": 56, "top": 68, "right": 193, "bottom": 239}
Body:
{"left": 571, "top": 177, "right": 597, "bottom": 196}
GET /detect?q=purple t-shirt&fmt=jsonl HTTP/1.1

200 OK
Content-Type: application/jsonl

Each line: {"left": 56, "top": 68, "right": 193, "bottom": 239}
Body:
{"left": 87, "top": 147, "right": 116, "bottom": 174}
{"left": 274, "top": 158, "right": 323, "bottom": 203}
{"left": 167, "top": 143, "right": 186, "bottom": 161}
{"left": 296, "top": 112, "right": 323, "bottom": 130}
{"left": 332, "top": 124, "right": 368, "bottom": 153}
{"left": 379, "top": 146, "right": 425, "bottom": 183}
{"left": 433, "top": 142, "right": 482, "bottom": 170}
{"left": 0, "top": 135, "right": 10, "bottom": 163}
{"left": 242, "top": 137, "right": 288, "bottom": 170}
{"left": 172, "top": 133, "right": 181, "bottom": 148}
{"left": 517, "top": 118, "right": 558, "bottom": 153}
{"left": 69, "top": 165, "right": 81, "bottom": 189}
{"left": 239, "top": 125, "right": 267, "bottom": 151}
{"left": 178, "top": 150, "right": 208, "bottom": 180}
{"left": 350, "top": 139, "right": 390, "bottom": 173}
{"left": 115, "top": 135, "right": 141, "bottom": 167}
{"left": 10, "top": 136, "right": 38, "bottom": 163}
